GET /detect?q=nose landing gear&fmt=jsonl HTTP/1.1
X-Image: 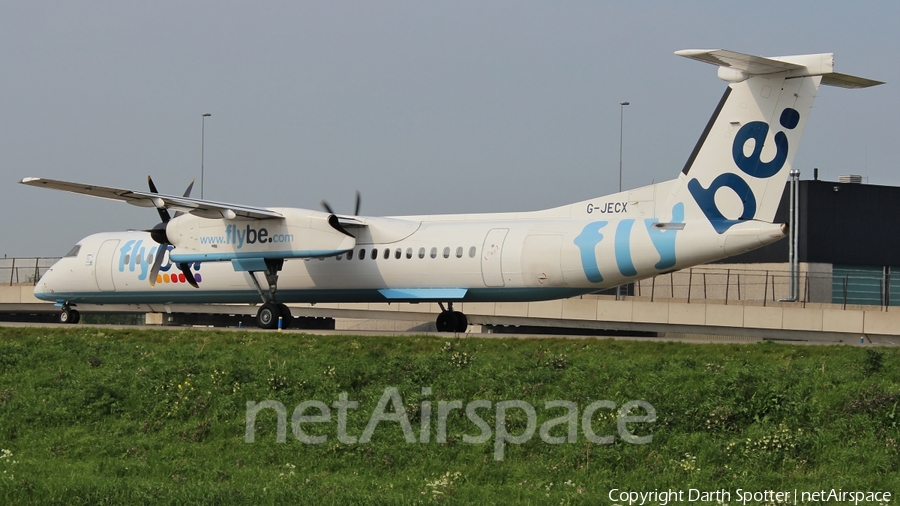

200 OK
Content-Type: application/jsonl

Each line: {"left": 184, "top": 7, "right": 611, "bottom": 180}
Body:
{"left": 59, "top": 304, "right": 81, "bottom": 324}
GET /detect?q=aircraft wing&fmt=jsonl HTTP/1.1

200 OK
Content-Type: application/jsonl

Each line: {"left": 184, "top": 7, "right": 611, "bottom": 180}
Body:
{"left": 20, "top": 177, "right": 283, "bottom": 220}
{"left": 332, "top": 214, "right": 366, "bottom": 227}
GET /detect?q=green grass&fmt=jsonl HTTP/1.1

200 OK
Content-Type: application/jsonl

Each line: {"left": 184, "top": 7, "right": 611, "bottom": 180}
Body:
{"left": 0, "top": 327, "right": 897, "bottom": 504}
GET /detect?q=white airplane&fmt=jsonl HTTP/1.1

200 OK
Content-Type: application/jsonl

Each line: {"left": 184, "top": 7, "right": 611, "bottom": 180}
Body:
{"left": 22, "top": 49, "right": 881, "bottom": 330}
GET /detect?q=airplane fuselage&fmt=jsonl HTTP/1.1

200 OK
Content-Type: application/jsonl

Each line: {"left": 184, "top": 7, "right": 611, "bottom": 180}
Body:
{"left": 35, "top": 195, "right": 782, "bottom": 306}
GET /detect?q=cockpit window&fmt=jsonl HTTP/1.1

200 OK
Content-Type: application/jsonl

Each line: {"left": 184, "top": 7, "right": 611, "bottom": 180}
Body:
{"left": 64, "top": 245, "right": 81, "bottom": 258}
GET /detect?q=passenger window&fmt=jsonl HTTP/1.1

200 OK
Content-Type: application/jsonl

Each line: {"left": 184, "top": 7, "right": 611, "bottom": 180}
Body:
{"left": 124, "top": 254, "right": 130, "bottom": 265}
{"left": 456, "top": 247, "right": 463, "bottom": 258}
{"left": 395, "top": 248, "right": 402, "bottom": 259}
{"left": 359, "top": 249, "right": 366, "bottom": 260}
{"left": 347, "top": 250, "right": 354, "bottom": 260}
{"left": 418, "top": 247, "right": 425, "bottom": 259}
{"left": 371, "top": 249, "right": 378, "bottom": 260}
{"left": 469, "top": 246, "right": 477, "bottom": 258}
{"left": 147, "top": 254, "right": 154, "bottom": 266}
{"left": 337, "top": 254, "right": 343, "bottom": 260}
{"left": 430, "top": 247, "right": 437, "bottom": 259}
{"left": 406, "top": 248, "right": 413, "bottom": 259}
{"left": 442, "top": 247, "right": 450, "bottom": 259}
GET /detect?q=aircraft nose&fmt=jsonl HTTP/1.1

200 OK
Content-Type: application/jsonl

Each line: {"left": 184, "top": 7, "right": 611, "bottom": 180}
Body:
{"left": 33, "top": 265, "right": 59, "bottom": 301}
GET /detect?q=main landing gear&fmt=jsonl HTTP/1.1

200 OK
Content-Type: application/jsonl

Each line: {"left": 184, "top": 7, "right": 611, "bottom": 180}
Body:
{"left": 59, "top": 304, "right": 80, "bottom": 324}
{"left": 256, "top": 302, "right": 292, "bottom": 330}
{"left": 248, "top": 260, "right": 292, "bottom": 330}
{"left": 436, "top": 302, "right": 468, "bottom": 333}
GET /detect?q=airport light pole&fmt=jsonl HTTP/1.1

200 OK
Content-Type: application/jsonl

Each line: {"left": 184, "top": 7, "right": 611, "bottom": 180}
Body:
{"left": 616, "top": 102, "right": 630, "bottom": 300}
{"left": 201, "top": 113, "right": 211, "bottom": 199}
{"left": 784, "top": 169, "right": 801, "bottom": 302}
{"left": 618, "top": 102, "right": 629, "bottom": 192}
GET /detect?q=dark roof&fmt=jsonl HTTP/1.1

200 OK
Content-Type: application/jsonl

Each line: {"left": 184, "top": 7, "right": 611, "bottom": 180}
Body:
{"left": 715, "top": 180, "right": 900, "bottom": 267}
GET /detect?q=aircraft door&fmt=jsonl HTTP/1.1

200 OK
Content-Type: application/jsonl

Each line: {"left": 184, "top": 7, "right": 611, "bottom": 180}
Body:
{"left": 95, "top": 240, "right": 118, "bottom": 292}
{"left": 481, "top": 228, "right": 508, "bottom": 287}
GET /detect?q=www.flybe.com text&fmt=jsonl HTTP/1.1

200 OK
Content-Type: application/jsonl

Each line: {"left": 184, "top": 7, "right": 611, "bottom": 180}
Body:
{"left": 200, "top": 225, "right": 294, "bottom": 248}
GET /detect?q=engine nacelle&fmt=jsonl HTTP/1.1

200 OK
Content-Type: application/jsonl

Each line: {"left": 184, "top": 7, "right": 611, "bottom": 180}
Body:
{"left": 165, "top": 208, "right": 356, "bottom": 263}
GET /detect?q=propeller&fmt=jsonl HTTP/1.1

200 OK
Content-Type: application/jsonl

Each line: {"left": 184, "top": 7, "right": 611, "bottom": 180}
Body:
{"left": 174, "top": 180, "right": 194, "bottom": 218}
{"left": 321, "top": 190, "right": 361, "bottom": 217}
{"left": 147, "top": 176, "right": 199, "bottom": 288}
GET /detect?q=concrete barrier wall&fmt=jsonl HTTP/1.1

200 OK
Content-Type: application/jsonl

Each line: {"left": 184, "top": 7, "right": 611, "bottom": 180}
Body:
{"left": 306, "top": 294, "right": 900, "bottom": 337}
{"left": 496, "top": 297, "right": 898, "bottom": 337}
{"left": 0, "top": 284, "right": 43, "bottom": 304}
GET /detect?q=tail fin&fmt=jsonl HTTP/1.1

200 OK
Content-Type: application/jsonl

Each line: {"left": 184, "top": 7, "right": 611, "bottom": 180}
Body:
{"left": 665, "top": 49, "right": 882, "bottom": 233}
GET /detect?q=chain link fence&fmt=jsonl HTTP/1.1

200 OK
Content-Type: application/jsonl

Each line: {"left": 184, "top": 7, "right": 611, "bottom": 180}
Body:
{"left": 0, "top": 258, "right": 60, "bottom": 285}
{"left": 632, "top": 266, "right": 900, "bottom": 308}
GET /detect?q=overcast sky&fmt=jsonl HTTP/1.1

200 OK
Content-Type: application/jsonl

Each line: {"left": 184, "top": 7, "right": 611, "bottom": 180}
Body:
{"left": 2, "top": 1, "right": 897, "bottom": 257}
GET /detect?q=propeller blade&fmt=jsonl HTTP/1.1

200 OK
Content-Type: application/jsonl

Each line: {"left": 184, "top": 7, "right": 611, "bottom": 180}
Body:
{"left": 148, "top": 244, "right": 167, "bottom": 286}
{"left": 179, "top": 263, "right": 199, "bottom": 288}
{"left": 182, "top": 179, "right": 195, "bottom": 198}
{"left": 174, "top": 179, "right": 196, "bottom": 218}
{"left": 147, "top": 176, "right": 172, "bottom": 223}
{"left": 321, "top": 193, "right": 362, "bottom": 216}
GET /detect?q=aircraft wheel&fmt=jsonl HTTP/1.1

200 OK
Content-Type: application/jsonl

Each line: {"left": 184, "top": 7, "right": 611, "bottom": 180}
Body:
{"left": 453, "top": 311, "right": 468, "bottom": 332}
{"left": 59, "top": 308, "right": 73, "bottom": 324}
{"left": 257, "top": 302, "right": 280, "bottom": 330}
{"left": 278, "top": 303, "right": 292, "bottom": 329}
{"left": 70, "top": 310, "right": 81, "bottom": 324}
{"left": 436, "top": 311, "right": 455, "bottom": 332}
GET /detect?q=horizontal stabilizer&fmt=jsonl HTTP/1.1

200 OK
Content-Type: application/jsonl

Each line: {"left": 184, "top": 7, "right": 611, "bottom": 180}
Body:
{"left": 676, "top": 49, "right": 884, "bottom": 87}
{"left": 676, "top": 48, "right": 801, "bottom": 74}
{"left": 821, "top": 72, "right": 884, "bottom": 89}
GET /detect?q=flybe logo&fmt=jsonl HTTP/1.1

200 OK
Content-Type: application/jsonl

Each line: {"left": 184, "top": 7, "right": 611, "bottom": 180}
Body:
{"left": 118, "top": 240, "right": 202, "bottom": 285}
{"left": 199, "top": 225, "right": 295, "bottom": 248}
{"left": 574, "top": 203, "right": 684, "bottom": 283}
{"left": 688, "top": 107, "right": 800, "bottom": 233}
